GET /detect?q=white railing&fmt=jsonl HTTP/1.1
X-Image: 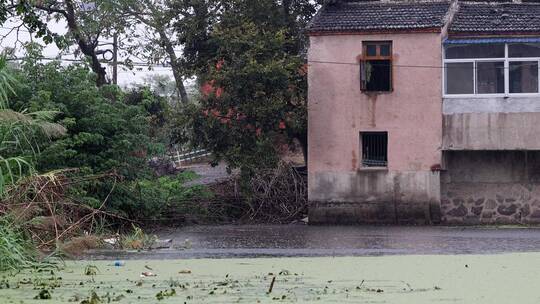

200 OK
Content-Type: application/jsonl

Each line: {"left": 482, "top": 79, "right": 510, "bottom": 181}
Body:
{"left": 169, "top": 149, "right": 211, "bottom": 167}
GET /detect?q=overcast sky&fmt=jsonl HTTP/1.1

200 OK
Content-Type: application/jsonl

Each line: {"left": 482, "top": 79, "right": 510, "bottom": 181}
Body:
{"left": 0, "top": 18, "right": 175, "bottom": 88}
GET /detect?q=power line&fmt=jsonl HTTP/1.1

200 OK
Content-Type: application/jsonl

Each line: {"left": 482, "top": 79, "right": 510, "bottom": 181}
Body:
{"left": 308, "top": 60, "right": 540, "bottom": 70}
{"left": 6, "top": 56, "right": 176, "bottom": 68}
{"left": 7, "top": 56, "right": 537, "bottom": 70}
{"left": 309, "top": 60, "right": 441, "bottom": 68}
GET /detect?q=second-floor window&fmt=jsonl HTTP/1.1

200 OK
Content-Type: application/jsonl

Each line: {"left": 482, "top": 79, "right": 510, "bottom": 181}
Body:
{"left": 361, "top": 41, "right": 392, "bottom": 92}
{"left": 444, "top": 42, "right": 540, "bottom": 96}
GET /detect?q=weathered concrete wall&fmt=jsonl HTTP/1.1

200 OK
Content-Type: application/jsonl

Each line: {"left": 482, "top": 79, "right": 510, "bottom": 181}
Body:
{"left": 307, "top": 33, "right": 443, "bottom": 223}
{"left": 309, "top": 171, "right": 441, "bottom": 224}
{"left": 443, "top": 97, "right": 540, "bottom": 115}
{"left": 441, "top": 151, "right": 540, "bottom": 224}
{"left": 443, "top": 112, "right": 540, "bottom": 150}
{"left": 308, "top": 33, "right": 443, "bottom": 173}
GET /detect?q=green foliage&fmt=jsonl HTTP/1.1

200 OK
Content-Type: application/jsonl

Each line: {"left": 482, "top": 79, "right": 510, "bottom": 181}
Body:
{"left": 176, "top": 0, "right": 315, "bottom": 176}
{"left": 0, "top": 48, "right": 218, "bottom": 227}
{"left": 2, "top": 2, "right": 65, "bottom": 48}
{"left": 11, "top": 61, "right": 151, "bottom": 179}
{"left": 9, "top": 56, "right": 169, "bottom": 217}
{"left": 0, "top": 55, "right": 66, "bottom": 197}
{"left": 110, "top": 172, "right": 212, "bottom": 220}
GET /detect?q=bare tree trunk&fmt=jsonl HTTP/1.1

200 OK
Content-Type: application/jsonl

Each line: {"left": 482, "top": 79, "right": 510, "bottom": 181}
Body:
{"left": 158, "top": 29, "right": 189, "bottom": 104}
{"left": 65, "top": 0, "right": 108, "bottom": 86}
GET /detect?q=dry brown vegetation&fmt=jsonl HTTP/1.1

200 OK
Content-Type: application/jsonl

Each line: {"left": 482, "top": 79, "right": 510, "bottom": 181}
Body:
{"left": 205, "top": 162, "right": 308, "bottom": 224}
{"left": 0, "top": 170, "right": 131, "bottom": 251}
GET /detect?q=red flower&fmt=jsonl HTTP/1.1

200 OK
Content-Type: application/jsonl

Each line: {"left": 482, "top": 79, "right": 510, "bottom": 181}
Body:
{"left": 216, "top": 87, "right": 224, "bottom": 98}
{"left": 216, "top": 59, "right": 224, "bottom": 71}
{"left": 279, "top": 121, "right": 286, "bottom": 130}
{"left": 201, "top": 80, "right": 216, "bottom": 97}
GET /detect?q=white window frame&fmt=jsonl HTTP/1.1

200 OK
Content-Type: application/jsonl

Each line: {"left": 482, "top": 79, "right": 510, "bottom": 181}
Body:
{"left": 443, "top": 43, "right": 540, "bottom": 98}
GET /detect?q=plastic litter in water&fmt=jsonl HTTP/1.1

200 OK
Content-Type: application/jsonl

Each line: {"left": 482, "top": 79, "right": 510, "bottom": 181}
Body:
{"left": 113, "top": 260, "right": 125, "bottom": 267}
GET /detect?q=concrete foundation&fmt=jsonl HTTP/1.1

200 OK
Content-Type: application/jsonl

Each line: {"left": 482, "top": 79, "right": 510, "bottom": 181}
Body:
{"left": 441, "top": 151, "right": 540, "bottom": 224}
{"left": 309, "top": 170, "right": 441, "bottom": 224}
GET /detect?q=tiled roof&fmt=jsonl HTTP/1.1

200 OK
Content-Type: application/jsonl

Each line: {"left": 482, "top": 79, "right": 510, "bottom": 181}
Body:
{"left": 449, "top": 2, "right": 540, "bottom": 34}
{"left": 307, "top": 1, "right": 451, "bottom": 33}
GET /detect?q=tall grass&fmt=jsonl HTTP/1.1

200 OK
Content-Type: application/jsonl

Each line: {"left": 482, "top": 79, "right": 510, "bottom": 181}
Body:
{"left": 0, "top": 219, "right": 37, "bottom": 272}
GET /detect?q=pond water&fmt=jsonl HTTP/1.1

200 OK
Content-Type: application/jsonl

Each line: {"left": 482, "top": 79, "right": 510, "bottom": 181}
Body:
{"left": 85, "top": 225, "right": 540, "bottom": 260}
{"left": 2, "top": 253, "right": 540, "bottom": 304}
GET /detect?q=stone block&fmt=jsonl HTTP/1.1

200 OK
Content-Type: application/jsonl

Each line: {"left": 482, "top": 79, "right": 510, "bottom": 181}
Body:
{"left": 497, "top": 204, "right": 518, "bottom": 216}
{"left": 471, "top": 206, "right": 483, "bottom": 216}
{"left": 486, "top": 199, "right": 497, "bottom": 210}
{"left": 448, "top": 205, "right": 468, "bottom": 217}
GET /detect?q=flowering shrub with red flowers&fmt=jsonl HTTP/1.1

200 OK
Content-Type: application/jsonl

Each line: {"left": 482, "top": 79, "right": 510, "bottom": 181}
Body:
{"left": 184, "top": 22, "right": 308, "bottom": 177}
{"left": 170, "top": 0, "right": 318, "bottom": 182}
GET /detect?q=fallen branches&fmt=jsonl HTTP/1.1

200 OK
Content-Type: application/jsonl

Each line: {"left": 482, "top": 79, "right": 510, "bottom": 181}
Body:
{"left": 0, "top": 170, "right": 129, "bottom": 250}
{"left": 245, "top": 162, "right": 308, "bottom": 223}
{"left": 200, "top": 162, "right": 308, "bottom": 224}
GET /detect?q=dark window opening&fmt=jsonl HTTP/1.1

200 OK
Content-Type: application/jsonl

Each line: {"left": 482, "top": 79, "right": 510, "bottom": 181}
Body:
{"left": 361, "top": 132, "right": 388, "bottom": 167}
{"left": 361, "top": 42, "right": 392, "bottom": 92}
{"left": 366, "top": 44, "right": 377, "bottom": 56}
{"left": 363, "top": 60, "right": 391, "bottom": 91}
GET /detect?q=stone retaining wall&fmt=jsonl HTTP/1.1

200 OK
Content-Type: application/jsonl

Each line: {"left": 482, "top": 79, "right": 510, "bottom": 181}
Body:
{"left": 441, "top": 151, "right": 540, "bottom": 224}
{"left": 441, "top": 183, "right": 540, "bottom": 224}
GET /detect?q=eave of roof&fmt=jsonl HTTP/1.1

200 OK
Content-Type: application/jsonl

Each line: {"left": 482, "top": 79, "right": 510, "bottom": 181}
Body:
{"left": 307, "top": 1, "right": 451, "bottom": 35}
{"left": 308, "top": 0, "right": 540, "bottom": 37}
{"left": 308, "top": 28, "right": 443, "bottom": 36}
{"left": 448, "top": 2, "right": 540, "bottom": 34}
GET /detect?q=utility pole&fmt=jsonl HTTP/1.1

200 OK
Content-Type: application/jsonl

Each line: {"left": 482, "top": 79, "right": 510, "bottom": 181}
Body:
{"left": 112, "top": 33, "right": 118, "bottom": 85}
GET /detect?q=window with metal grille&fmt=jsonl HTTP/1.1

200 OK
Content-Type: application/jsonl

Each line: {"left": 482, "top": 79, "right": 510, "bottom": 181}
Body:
{"left": 361, "top": 41, "right": 393, "bottom": 92}
{"left": 361, "top": 132, "right": 388, "bottom": 167}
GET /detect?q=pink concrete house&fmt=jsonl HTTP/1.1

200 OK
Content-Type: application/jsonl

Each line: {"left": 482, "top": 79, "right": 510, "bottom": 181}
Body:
{"left": 307, "top": 0, "right": 540, "bottom": 224}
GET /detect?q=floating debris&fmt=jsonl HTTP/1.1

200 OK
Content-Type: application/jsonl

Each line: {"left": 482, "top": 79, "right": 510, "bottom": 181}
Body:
{"left": 34, "top": 289, "right": 52, "bottom": 300}
{"left": 141, "top": 272, "right": 157, "bottom": 278}
{"left": 84, "top": 265, "right": 99, "bottom": 276}
{"left": 156, "top": 289, "right": 176, "bottom": 301}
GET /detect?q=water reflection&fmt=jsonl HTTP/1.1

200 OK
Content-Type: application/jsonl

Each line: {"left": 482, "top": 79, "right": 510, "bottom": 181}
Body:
{"left": 83, "top": 225, "right": 540, "bottom": 260}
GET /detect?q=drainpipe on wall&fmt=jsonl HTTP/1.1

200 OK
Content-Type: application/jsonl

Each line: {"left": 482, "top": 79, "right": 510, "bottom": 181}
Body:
{"left": 441, "top": 0, "right": 460, "bottom": 40}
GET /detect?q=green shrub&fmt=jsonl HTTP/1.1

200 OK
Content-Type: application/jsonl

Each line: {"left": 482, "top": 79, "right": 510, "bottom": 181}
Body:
{"left": 109, "top": 172, "right": 213, "bottom": 221}
{"left": 5, "top": 46, "right": 214, "bottom": 224}
{"left": 9, "top": 53, "right": 179, "bottom": 221}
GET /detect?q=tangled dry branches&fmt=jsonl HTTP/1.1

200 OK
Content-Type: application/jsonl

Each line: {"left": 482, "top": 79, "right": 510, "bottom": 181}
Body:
{"left": 204, "top": 162, "right": 307, "bottom": 224}
{"left": 245, "top": 162, "right": 307, "bottom": 223}
{"left": 0, "top": 170, "right": 129, "bottom": 250}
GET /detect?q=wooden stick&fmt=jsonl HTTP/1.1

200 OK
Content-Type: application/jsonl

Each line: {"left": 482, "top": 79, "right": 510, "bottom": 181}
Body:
{"left": 268, "top": 276, "right": 276, "bottom": 294}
